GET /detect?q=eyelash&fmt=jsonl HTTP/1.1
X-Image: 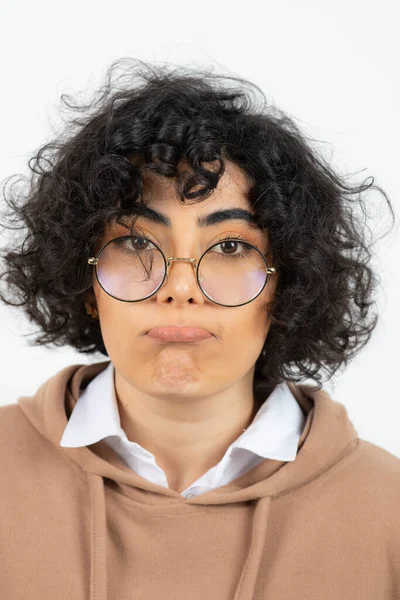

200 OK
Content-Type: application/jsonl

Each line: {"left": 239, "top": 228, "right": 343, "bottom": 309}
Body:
{"left": 215, "top": 232, "right": 260, "bottom": 249}
{"left": 121, "top": 228, "right": 260, "bottom": 252}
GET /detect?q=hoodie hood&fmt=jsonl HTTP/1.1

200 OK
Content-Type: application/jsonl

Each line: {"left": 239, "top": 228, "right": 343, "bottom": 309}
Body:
{"left": 17, "top": 360, "right": 360, "bottom": 600}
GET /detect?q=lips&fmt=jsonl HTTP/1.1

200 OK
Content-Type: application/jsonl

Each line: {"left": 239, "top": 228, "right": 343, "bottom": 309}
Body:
{"left": 147, "top": 326, "right": 212, "bottom": 342}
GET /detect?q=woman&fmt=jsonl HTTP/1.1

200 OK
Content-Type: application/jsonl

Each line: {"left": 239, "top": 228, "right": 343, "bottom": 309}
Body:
{"left": 0, "top": 58, "right": 398, "bottom": 599}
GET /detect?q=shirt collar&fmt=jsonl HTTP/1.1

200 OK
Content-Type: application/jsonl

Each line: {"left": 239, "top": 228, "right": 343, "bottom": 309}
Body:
{"left": 60, "top": 361, "right": 305, "bottom": 461}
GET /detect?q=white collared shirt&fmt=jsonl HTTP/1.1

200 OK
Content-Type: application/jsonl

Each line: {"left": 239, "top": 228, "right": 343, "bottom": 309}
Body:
{"left": 60, "top": 362, "right": 306, "bottom": 499}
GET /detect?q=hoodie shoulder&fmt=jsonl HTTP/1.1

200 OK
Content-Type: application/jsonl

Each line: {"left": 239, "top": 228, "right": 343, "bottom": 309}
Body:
{"left": 0, "top": 402, "right": 51, "bottom": 470}
{"left": 358, "top": 439, "right": 400, "bottom": 563}
{"left": 357, "top": 438, "right": 400, "bottom": 475}
{"left": 354, "top": 438, "right": 400, "bottom": 524}
{"left": 0, "top": 402, "right": 41, "bottom": 442}
{"left": 0, "top": 402, "right": 80, "bottom": 482}
{"left": 0, "top": 402, "right": 29, "bottom": 441}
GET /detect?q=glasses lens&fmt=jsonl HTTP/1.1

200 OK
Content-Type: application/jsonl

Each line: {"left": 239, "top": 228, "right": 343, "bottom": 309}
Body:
{"left": 198, "top": 240, "right": 268, "bottom": 306}
{"left": 96, "top": 237, "right": 268, "bottom": 306}
{"left": 96, "top": 236, "right": 165, "bottom": 301}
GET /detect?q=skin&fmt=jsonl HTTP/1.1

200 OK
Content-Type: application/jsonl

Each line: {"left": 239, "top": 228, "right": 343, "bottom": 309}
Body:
{"left": 86, "top": 160, "right": 278, "bottom": 494}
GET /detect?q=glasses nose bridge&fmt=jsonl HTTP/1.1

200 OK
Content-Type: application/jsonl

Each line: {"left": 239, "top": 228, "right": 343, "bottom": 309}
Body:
{"left": 166, "top": 256, "right": 198, "bottom": 277}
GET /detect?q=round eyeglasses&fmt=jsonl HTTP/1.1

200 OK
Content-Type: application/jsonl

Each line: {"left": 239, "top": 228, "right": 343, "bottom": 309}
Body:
{"left": 88, "top": 234, "right": 277, "bottom": 308}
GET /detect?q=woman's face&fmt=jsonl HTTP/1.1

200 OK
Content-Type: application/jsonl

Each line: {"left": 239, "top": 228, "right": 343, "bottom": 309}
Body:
{"left": 88, "top": 161, "right": 278, "bottom": 402}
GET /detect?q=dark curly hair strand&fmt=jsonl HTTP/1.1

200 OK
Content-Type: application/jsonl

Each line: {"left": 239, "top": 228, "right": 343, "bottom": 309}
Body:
{"left": 0, "top": 57, "right": 395, "bottom": 399}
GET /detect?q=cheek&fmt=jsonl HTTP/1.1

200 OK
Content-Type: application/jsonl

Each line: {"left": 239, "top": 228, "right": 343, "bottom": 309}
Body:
{"left": 218, "top": 271, "right": 274, "bottom": 347}
{"left": 98, "top": 310, "right": 139, "bottom": 362}
{"left": 96, "top": 295, "right": 147, "bottom": 346}
{"left": 241, "top": 299, "right": 271, "bottom": 341}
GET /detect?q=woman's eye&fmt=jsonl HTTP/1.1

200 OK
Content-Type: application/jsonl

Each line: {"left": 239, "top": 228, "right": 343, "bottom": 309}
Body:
{"left": 216, "top": 240, "right": 244, "bottom": 254}
{"left": 131, "top": 236, "right": 150, "bottom": 250}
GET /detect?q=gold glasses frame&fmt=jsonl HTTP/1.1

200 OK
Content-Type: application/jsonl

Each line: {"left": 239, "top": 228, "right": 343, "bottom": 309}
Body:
{"left": 88, "top": 235, "right": 277, "bottom": 308}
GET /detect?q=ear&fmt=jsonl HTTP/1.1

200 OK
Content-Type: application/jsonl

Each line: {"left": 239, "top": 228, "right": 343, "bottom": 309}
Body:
{"left": 83, "top": 288, "right": 97, "bottom": 308}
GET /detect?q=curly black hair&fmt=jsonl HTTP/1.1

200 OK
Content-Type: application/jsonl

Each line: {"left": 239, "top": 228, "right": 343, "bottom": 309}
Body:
{"left": 0, "top": 57, "right": 395, "bottom": 397}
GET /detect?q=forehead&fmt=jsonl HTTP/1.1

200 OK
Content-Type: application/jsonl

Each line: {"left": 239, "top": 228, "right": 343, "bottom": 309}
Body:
{"left": 141, "top": 159, "right": 253, "bottom": 211}
{"left": 96, "top": 161, "right": 270, "bottom": 255}
{"left": 105, "top": 160, "right": 258, "bottom": 239}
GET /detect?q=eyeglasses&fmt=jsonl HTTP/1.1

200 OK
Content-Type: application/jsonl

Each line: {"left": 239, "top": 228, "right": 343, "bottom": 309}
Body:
{"left": 88, "top": 234, "right": 277, "bottom": 308}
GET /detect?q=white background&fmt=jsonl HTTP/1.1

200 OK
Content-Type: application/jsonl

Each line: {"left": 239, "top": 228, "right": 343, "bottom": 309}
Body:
{"left": 0, "top": 0, "right": 399, "bottom": 456}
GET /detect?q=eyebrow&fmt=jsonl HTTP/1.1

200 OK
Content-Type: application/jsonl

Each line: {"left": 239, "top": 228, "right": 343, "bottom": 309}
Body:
{"left": 129, "top": 205, "right": 262, "bottom": 230}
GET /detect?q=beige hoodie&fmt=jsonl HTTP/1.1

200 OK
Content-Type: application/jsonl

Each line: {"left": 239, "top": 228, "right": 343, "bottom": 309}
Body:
{"left": 1, "top": 359, "right": 399, "bottom": 600}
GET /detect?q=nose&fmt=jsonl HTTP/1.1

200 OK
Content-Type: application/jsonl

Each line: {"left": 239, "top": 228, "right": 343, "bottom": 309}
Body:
{"left": 157, "top": 255, "right": 205, "bottom": 304}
